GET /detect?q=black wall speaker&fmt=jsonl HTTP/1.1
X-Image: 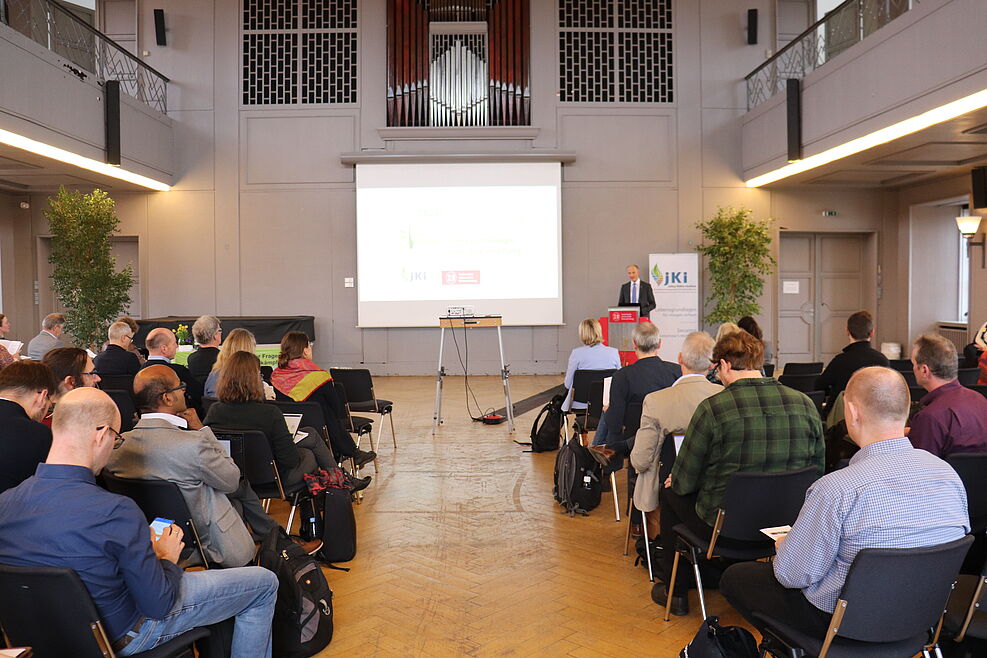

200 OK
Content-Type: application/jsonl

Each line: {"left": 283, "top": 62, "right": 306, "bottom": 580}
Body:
{"left": 153, "top": 9, "right": 167, "bottom": 47}
{"left": 973, "top": 166, "right": 987, "bottom": 209}
{"left": 747, "top": 9, "right": 758, "bottom": 45}
{"left": 786, "top": 78, "right": 802, "bottom": 162}
{"left": 105, "top": 80, "right": 121, "bottom": 166}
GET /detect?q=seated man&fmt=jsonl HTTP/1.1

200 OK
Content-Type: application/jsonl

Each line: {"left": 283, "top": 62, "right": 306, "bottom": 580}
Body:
{"left": 26, "top": 313, "right": 67, "bottom": 361}
{"left": 94, "top": 321, "right": 141, "bottom": 376}
{"left": 108, "top": 366, "right": 314, "bottom": 566}
{"left": 816, "top": 310, "right": 888, "bottom": 413}
{"left": 0, "top": 361, "right": 57, "bottom": 494}
{"left": 720, "top": 366, "right": 969, "bottom": 639}
{"left": 141, "top": 327, "right": 194, "bottom": 390}
{"left": 630, "top": 331, "right": 721, "bottom": 534}
{"left": 654, "top": 331, "right": 825, "bottom": 615}
{"left": 186, "top": 315, "right": 222, "bottom": 400}
{"left": 590, "top": 322, "right": 681, "bottom": 462}
{"left": 909, "top": 333, "right": 987, "bottom": 457}
{"left": 0, "top": 387, "right": 279, "bottom": 657}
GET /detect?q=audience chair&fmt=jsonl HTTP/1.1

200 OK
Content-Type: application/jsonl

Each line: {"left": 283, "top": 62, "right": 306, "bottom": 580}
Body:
{"left": 889, "top": 358, "right": 913, "bottom": 372}
{"left": 943, "top": 546, "right": 987, "bottom": 646}
{"left": 664, "top": 467, "right": 819, "bottom": 621}
{"left": 805, "top": 390, "right": 826, "bottom": 418}
{"left": 0, "top": 563, "right": 209, "bottom": 658}
{"left": 333, "top": 381, "right": 377, "bottom": 473}
{"left": 959, "top": 368, "right": 981, "bottom": 387}
{"left": 97, "top": 373, "right": 136, "bottom": 393}
{"left": 778, "top": 373, "right": 820, "bottom": 394}
{"left": 971, "top": 385, "right": 987, "bottom": 400}
{"left": 902, "top": 370, "right": 918, "bottom": 387}
{"left": 264, "top": 399, "right": 347, "bottom": 469}
{"left": 330, "top": 368, "right": 397, "bottom": 449}
{"left": 566, "top": 368, "right": 616, "bottom": 438}
{"left": 211, "top": 428, "right": 310, "bottom": 535}
{"left": 911, "top": 386, "right": 928, "bottom": 402}
{"left": 755, "top": 535, "right": 973, "bottom": 658}
{"left": 947, "top": 454, "right": 987, "bottom": 534}
{"left": 782, "top": 362, "right": 824, "bottom": 376}
{"left": 104, "top": 389, "right": 138, "bottom": 433}
{"left": 101, "top": 473, "right": 211, "bottom": 569}
{"left": 200, "top": 396, "right": 218, "bottom": 417}
{"left": 763, "top": 363, "right": 776, "bottom": 378}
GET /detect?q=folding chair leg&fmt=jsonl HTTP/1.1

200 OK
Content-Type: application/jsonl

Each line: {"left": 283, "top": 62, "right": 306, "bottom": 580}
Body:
{"left": 610, "top": 472, "right": 620, "bottom": 522}
{"left": 286, "top": 504, "right": 298, "bottom": 535}
{"left": 690, "top": 546, "right": 708, "bottom": 620}
{"left": 388, "top": 412, "right": 396, "bottom": 448}
{"left": 641, "top": 510, "right": 654, "bottom": 583}
{"left": 262, "top": 499, "right": 271, "bottom": 513}
{"left": 664, "top": 551, "right": 681, "bottom": 621}
{"left": 623, "top": 512, "right": 633, "bottom": 555}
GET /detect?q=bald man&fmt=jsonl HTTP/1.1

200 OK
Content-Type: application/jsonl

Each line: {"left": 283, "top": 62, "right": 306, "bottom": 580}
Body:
{"left": 0, "top": 388, "right": 278, "bottom": 656}
{"left": 140, "top": 327, "right": 195, "bottom": 404}
{"left": 719, "top": 366, "right": 969, "bottom": 640}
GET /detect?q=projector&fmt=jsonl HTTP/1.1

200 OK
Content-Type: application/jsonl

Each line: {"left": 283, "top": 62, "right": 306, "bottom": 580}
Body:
{"left": 446, "top": 306, "right": 475, "bottom": 317}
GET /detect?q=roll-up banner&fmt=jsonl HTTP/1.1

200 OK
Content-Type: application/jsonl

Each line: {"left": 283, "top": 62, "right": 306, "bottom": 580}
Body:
{"left": 648, "top": 253, "right": 700, "bottom": 362}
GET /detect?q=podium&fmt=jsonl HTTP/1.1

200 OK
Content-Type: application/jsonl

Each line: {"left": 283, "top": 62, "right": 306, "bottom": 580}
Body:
{"left": 602, "top": 306, "right": 649, "bottom": 366}
{"left": 432, "top": 315, "right": 515, "bottom": 435}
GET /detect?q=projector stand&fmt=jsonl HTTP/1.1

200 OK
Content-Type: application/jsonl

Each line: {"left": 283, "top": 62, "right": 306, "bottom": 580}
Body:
{"left": 432, "top": 315, "right": 515, "bottom": 435}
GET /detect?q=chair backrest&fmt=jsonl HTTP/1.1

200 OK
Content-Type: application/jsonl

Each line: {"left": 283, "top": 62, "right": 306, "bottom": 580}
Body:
{"left": 946, "top": 453, "right": 987, "bottom": 531}
{"left": 910, "top": 386, "right": 927, "bottom": 402}
{"left": 763, "top": 363, "right": 776, "bottom": 378}
{"left": 720, "top": 467, "right": 819, "bottom": 542}
{"left": 958, "top": 368, "right": 980, "bottom": 387}
{"left": 804, "top": 390, "right": 825, "bottom": 417}
{"left": 97, "top": 373, "right": 135, "bottom": 393}
{"left": 201, "top": 395, "right": 218, "bottom": 417}
{"left": 103, "top": 389, "right": 137, "bottom": 433}
{"left": 783, "top": 362, "right": 823, "bottom": 375}
{"left": 587, "top": 380, "right": 605, "bottom": 419}
{"left": 901, "top": 370, "right": 918, "bottom": 387}
{"left": 329, "top": 368, "right": 375, "bottom": 405}
{"left": 0, "top": 563, "right": 113, "bottom": 657}
{"left": 101, "top": 472, "right": 208, "bottom": 566}
{"left": 778, "top": 373, "right": 820, "bottom": 393}
{"left": 571, "top": 368, "right": 616, "bottom": 406}
{"left": 210, "top": 428, "right": 279, "bottom": 489}
{"left": 971, "top": 385, "right": 987, "bottom": 400}
{"left": 265, "top": 399, "right": 334, "bottom": 456}
{"left": 836, "top": 535, "right": 973, "bottom": 643}
{"left": 889, "top": 358, "right": 913, "bottom": 372}
{"left": 621, "top": 400, "right": 644, "bottom": 439}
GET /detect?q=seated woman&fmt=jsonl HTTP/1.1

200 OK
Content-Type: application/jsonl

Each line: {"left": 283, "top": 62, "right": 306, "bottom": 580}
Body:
{"left": 41, "top": 347, "right": 102, "bottom": 426}
{"left": 204, "top": 351, "right": 370, "bottom": 492}
{"left": 0, "top": 313, "right": 20, "bottom": 370}
{"left": 563, "top": 318, "right": 620, "bottom": 412}
{"left": 204, "top": 327, "right": 278, "bottom": 400}
{"left": 272, "top": 332, "right": 376, "bottom": 468}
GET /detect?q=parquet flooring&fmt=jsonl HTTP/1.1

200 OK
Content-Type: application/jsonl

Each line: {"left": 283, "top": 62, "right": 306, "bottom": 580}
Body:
{"left": 269, "top": 375, "right": 753, "bottom": 656}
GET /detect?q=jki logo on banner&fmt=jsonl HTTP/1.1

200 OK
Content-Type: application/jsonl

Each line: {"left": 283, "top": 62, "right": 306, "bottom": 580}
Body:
{"left": 651, "top": 264, "right": 694, "bottom": 288}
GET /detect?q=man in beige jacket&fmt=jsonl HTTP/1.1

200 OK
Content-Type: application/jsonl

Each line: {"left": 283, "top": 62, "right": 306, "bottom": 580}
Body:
{"left": 631, "top": 332, "right": 722, "bottom": 533}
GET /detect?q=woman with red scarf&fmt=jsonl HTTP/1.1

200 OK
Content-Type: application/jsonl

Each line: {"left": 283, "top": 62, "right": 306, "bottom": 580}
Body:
{"left": 272, "top": 332, "right": 376, "bottom": 468}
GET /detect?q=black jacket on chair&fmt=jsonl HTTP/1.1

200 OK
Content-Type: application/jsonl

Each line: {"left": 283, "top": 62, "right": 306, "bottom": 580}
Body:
{"left": 0, "top": 400, "right": 52, "bottom": 494}
{"left": 618, "top": 280, "right": 656, "bottom": 317}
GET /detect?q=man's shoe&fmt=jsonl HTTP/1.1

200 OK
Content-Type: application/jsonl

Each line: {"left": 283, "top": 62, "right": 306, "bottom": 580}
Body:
{"left": 291, "top": 537, "right": 324, "bottom": 556}
{"left": 587, "top": 445, "right": 617, "bottom": 467}
{"left": 352, "top": 449, "right": 377, "bottom": 468}
{"left": 346, "top": 474, "right": 372, "bottom": 493}
{"left": 651, "top": 581, "right": 689, "bottom": 616}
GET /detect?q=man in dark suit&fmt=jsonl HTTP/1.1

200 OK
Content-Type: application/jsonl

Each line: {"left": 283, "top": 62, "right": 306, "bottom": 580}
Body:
{"left": 94, "top": 321, "right": 141, "bottom": 376}
{"left": 0, "top": 361, "right": 58, "bottom": 494}
{"left": 592, "top": 322, "right": 682, "bottom": 461}
{"left": 618, "top": 264, "right": 656, "bottom": 317}
{"left": 817, "top": 310, "right": 889, "bottom": 413}
{"left": 141, "top": 327, "right": 196, "bottom": 405}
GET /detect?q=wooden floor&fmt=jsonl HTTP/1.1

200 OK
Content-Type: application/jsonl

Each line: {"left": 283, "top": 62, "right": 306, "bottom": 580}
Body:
{"left": 269, "top": 375, "right": 752, "bottom": 656}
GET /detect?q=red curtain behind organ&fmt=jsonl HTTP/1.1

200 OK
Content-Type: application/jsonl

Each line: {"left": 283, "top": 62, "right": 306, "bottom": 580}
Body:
{"left": 386, "top": 0, "right": 530, "bottom": 127}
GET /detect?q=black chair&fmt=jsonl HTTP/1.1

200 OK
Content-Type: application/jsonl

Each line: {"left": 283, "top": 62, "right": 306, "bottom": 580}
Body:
{"left": 943, "top": 547, "right": 987, "bottom": 645}
{"left": 101, "top": 473, "right": 211, "bottom": 569}
{"left": 763, "top": 363, "right": 776, "bottom": 378}
{"left": 911, "top": 386, "right": 928, "bottom": 402}
{"left": 889, "top": 358, "right": 913, "bottom": 372}
{"left": 902, "top": 370, "right": 918, "bottom": 387}
{"left": 783, "top": 362, "right": 824, "bottom": 375}
{"left": 98, "top": 373, "right": 135, "bottom": 393}
{"left": 778, "top": 373, "right": 820, "bottom": 393}
{"left": 971, "top": 385, "right": 987, "bottom": 400}
{"left": 104, "top": 388, "right": 138, "bottom": 433}
{"left": 663, "top": 467, "right": 819, "bottom": 621}
{"left": 805, "top": 390, "right": 826, "bottom": 418}
{"left": 200, "top": 396, "right": 218, "bottom": 417}
{"left": 330, "top": 368, "right": 397, "bottom": 449}
{"left": 0, "top": 563, "right": 209, "bottom": 657}
{"left": 211, "top": 428, "right": 310, "bottom": 534}
{"left": 959, "top": 368, "right": 981, "bottom": 387}
{"left": 567, "top": 368, "right": 616, "bottom": 436}
{"left": 756, "top": 535, "right": 973, "bottom": 658}
{"left": 333, "top": 381, "right": 376, "bottom": 473}
{"left": 947, "top": 453, "right": 987, "bottom": 534}
{"left": 265, "top": 399, "right": 340, "bottom": 464}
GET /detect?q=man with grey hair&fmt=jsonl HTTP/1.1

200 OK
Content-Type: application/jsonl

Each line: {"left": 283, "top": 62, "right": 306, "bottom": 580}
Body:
{"left": 590, "top": 322, "right": 681, "bottom": 464}
{"left": 908, "top": 333, "right": 987, "bottom": 457}
{"left": 94, "top": 321, "right": 141, "bottom": 376}
{"left": 630, "top": 331, "right": 721, "bottom": 529}
{"left": 187, "top": 316, "right": 222, "bottom": 399}
{"left": 26, "top": 313, "right": 67, "bottom": 361}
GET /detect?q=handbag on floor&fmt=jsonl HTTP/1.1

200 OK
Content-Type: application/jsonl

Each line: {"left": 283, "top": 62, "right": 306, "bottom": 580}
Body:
{"left": 680, "top": 616, "right": 758, "bottom": 657}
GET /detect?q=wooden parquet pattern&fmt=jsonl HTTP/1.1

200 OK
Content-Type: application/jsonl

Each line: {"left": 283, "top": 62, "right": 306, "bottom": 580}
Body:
{"left": 268, "top": 375, "right": 753, "bottom": 656}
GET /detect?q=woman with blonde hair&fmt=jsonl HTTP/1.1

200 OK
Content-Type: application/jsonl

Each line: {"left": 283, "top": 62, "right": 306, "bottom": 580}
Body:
{"left": 562, "top": 318, "right": 620, "bottom": 411}
{"left": 203, "top": 328, "right": 267, "bottom": 398}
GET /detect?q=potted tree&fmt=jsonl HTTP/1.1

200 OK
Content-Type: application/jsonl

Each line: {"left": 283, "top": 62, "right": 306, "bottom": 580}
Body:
{"left": 694, "top": 206, "right": 776, "bottom": 325}
{"left": 45, "top": 188, "right": 135, "bottom": 351}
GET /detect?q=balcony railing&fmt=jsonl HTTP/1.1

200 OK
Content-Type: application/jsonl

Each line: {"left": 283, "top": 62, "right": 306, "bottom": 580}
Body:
{"left": 1, "top": 0, "right": 169, "bottom": 113}
{"left": 745, "top": 0, "right": 920, "bottom": 110}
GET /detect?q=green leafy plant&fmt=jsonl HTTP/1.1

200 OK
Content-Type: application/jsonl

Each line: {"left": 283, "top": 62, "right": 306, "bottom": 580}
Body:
{"left": 46, "top": 188, "right": 134, "bottom": 351}
{"left": 694, "top": 206, "right": 776, "bottom": 325}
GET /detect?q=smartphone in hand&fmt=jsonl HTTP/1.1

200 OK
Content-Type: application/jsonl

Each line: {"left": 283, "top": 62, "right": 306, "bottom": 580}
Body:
{"left": 150, "top": 517, "right": 175, "bottom": 537}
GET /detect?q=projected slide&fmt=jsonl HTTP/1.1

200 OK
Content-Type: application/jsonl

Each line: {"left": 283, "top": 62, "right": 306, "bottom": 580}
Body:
{"left": 357, "top": 163, "right": 563, "bottom": 327}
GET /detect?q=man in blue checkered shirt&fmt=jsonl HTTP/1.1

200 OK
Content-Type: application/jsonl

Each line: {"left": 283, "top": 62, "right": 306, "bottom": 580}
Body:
{"left": 720, "top": 366, "right": 969, "bottom": 638}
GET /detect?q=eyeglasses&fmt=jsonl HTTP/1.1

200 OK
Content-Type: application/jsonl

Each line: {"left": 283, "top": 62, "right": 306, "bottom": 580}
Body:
{"left": 98, "top": 425, "right": 126, "bottom": 449}
{"left": 157, "top": 382, "right": 187, "bottom": 398}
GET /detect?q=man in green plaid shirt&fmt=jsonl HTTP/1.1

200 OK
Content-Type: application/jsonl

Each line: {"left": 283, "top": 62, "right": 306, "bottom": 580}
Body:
{"left": 652, "top": 330, "right": 825, "bottom": 615}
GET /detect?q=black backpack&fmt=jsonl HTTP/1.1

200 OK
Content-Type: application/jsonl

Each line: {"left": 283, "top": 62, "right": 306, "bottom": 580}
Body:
{"left": 553, "top": 437, "right": 603, "bottom": 515}
{"left": 305, "top": 488, "right": 357, "bottom": 564}
{"left": 526, "top": 393, "right": 565, "bottom": 452}
{"left": 256, "top": 526, "right": 334, "bottom": 657}
{"left": 680, "top": 616, "right": 758, "bottom": 657}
